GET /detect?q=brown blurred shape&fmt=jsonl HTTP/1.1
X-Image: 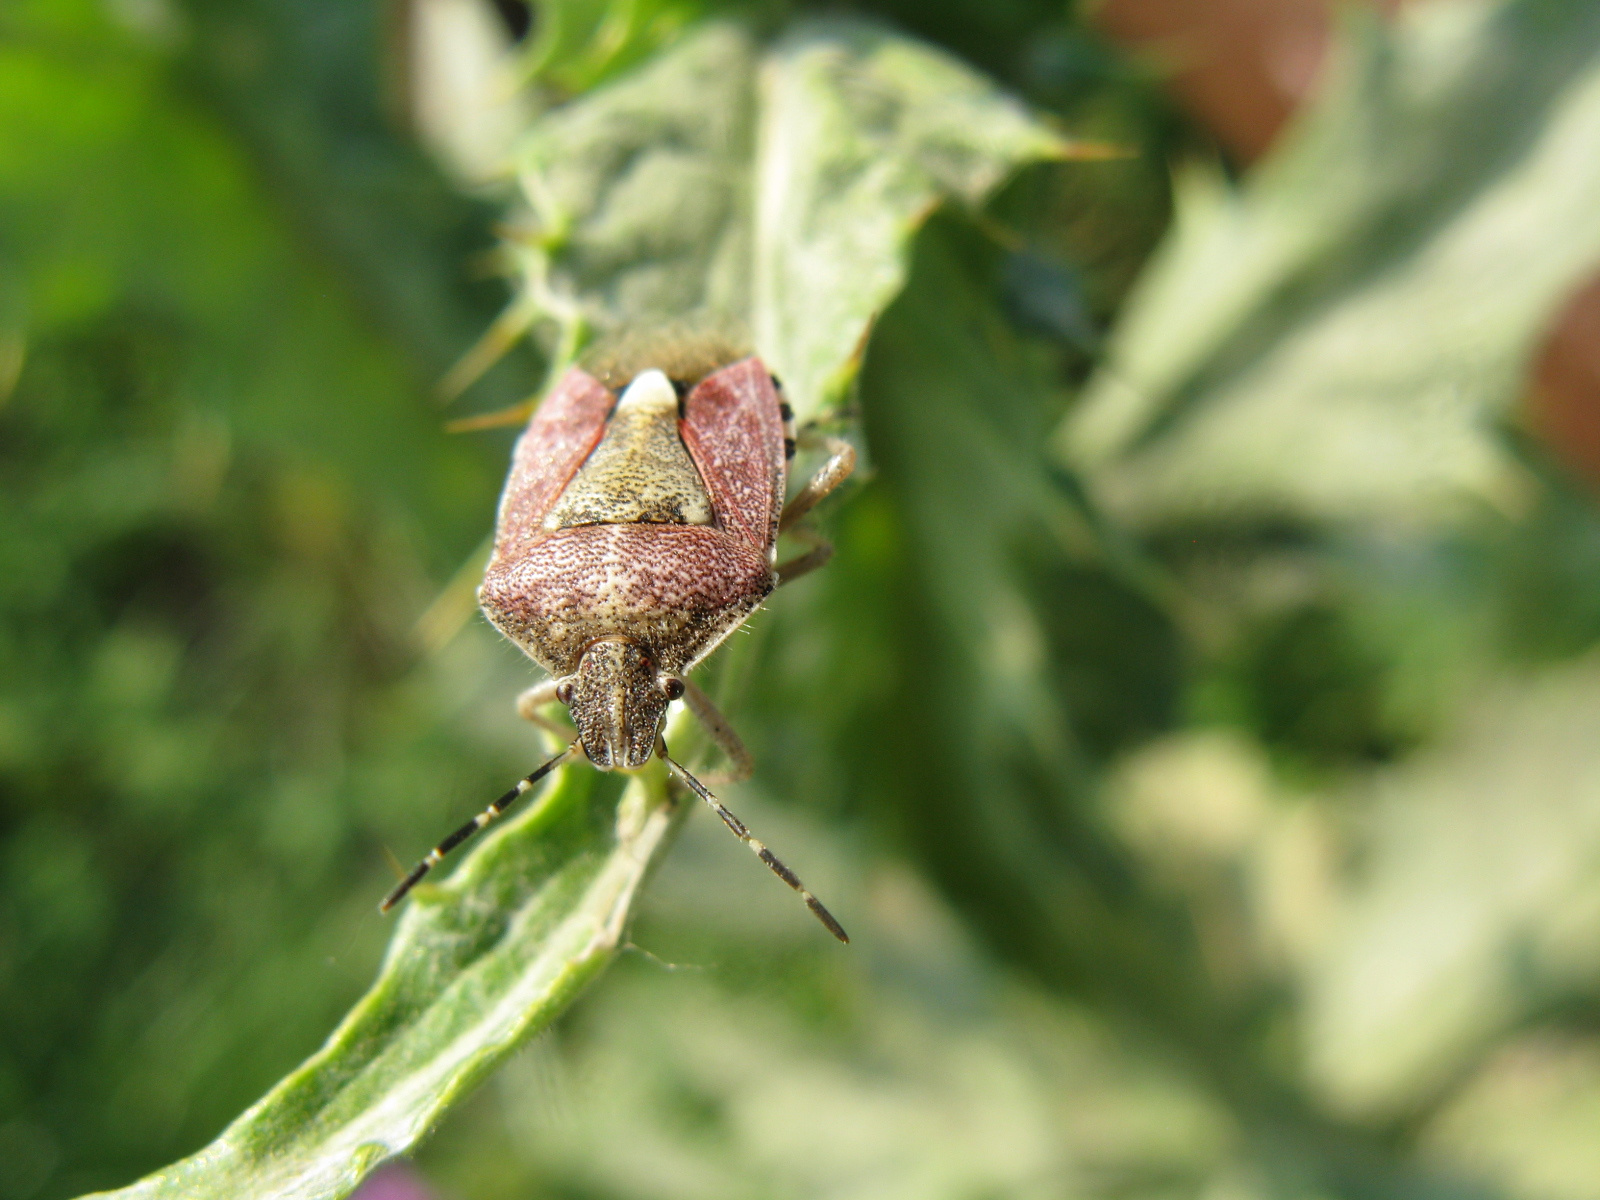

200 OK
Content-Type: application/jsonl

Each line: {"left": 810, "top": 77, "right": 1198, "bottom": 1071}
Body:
{"left": 1093, "top": 0, "right": 1600, "bottom": 489}
{"left": 1529, "top": 278, "right": 1600, "bottom": 486}
{"left": 1092, "top": 0, "right": 1337, "bottom": 164}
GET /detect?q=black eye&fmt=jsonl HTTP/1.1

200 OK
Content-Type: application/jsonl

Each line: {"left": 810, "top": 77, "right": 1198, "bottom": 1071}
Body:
{"left": 556, "top": 680, "right": 574, "bottom": 705}
{"left": 662, "top": 677, "right": 685, "bottom": 701}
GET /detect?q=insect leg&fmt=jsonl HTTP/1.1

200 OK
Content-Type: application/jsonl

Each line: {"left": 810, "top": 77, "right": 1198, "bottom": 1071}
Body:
{"left": 775, "top": 525, "right": 833, "bottom": 586}
{"left": 380, "top": 743, "right": 578, "bottom": 912}
{"left": 516, "top": 678, "right": 576, "bottom": 745}
{"left": 659, "top": 745, "right": 849, "bottom": 944}
{"left": 680, "top": 678, "right": 753, "bottom": 783}
{"left": 778, "top": 436, "right": 856, "bottom": 534}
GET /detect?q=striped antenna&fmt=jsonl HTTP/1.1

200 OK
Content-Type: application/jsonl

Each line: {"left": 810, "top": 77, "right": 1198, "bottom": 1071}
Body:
{"left": 660, "top": 749, "right": 848, "bottom": 944}
{"left": 381, "top": 743, "right": 579, "bottom": 912}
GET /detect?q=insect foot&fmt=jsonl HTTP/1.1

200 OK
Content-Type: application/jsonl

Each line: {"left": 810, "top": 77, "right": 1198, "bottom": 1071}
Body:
{"left": 387, "top": 352, "right": 853, "bottom": 941}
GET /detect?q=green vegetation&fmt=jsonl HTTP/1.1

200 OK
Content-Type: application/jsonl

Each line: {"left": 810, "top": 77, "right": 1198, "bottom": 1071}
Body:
{"left": 5, "top": 1, "right": 1600, "bottom": 1198}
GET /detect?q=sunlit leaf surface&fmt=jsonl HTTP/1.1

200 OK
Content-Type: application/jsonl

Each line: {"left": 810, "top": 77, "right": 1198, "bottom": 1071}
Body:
{"left": 507, "top": 18, "right": 1074, "bottom": 418}
{"left": 88, "top": 767, "right": 675, "bottom": 1200}
{"left": 13, "top": 2, "right": 1600, "bottom": 1199}
{"left": 1302, "top": 657, "right": 1600, "bottom": 1114}
{"left": 1061, "top": 0, "right": 1600, "bottom": 528}
{"left": 69, "top": 13, "right": 1064, "bottom": 1199}
{"left": 751, "top": 21, "right": 1070, "bottom": 416}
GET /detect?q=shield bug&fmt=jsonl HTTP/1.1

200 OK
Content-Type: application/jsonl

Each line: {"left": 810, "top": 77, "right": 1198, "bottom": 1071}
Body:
{"left": 383, "top": 343, "right": 856, "bottom": 941}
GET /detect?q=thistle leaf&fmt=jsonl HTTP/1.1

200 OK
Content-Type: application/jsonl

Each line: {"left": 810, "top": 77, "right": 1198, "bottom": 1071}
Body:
{"left": 80, "top": 16, "right": 1065, "bottom": 1200}
{"left": 1060, "top": 0, "right": 1600, "bottom": 529}
{"left": 82, "top": 764, "right": 683, "bottom": 1200}
{"left": 505, "top": 18, "right": 1077, "bottom": 419}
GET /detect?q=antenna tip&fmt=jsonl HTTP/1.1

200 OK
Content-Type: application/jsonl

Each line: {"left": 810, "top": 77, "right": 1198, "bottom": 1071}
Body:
{"left": 807, "top": 897, "right": 850, "bottom": 944}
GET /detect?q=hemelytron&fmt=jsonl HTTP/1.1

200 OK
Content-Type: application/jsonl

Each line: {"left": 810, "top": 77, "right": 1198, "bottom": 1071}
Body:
{"left": 382, "top": 341, "right": 856, "bottom": 941}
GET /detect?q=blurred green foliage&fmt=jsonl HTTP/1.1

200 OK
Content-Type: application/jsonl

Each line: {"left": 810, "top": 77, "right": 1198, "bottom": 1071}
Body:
{"left": 0, "top": 1, "right": 529, "bottom": 1193}
{"left": 8, "top": 0, "right": 1600, "bottom": 1199}
{"left": 58, "top": 15, "right": 1079, "bottom": 1197}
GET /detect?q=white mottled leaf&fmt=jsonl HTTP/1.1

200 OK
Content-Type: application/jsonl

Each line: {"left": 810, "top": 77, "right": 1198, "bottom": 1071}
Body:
{"left": 1061, "top": 0, "right": 1600, "bottom": 529}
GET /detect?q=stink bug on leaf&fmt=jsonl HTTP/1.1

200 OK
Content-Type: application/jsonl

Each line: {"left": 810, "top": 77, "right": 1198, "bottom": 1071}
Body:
{"left": 383, "top": 346, "right": 856, "bottom": 941}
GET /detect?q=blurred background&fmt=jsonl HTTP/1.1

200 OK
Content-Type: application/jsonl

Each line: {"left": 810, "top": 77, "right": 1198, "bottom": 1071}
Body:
{"left": 6, "top": 0, "right": 1600, "bottom": 1198}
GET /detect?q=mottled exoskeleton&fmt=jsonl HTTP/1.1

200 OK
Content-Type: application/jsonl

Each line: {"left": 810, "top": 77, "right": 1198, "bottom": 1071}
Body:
{"left": 383, "top": 348, "right": 855, "bottom": 940}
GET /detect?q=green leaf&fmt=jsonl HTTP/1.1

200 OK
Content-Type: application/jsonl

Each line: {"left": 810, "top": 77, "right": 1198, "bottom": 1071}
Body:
{"left": 499, "top": 22, "right": 759, "bottom": 376}
{"left": 522, "top": 0, "right": 707, "bottom": 96}
{"left": 84, "top": 761, "right": 683, "bottom": 1200}
{"left": 750, "top": 20, "right": 1070, "bottom": 416}
{"left": 1299, "top": 656, "right": 1600, "bottom": 1117}
{"left": 505, "top": 17, "right": 1074, "bottom": 418}
{"left": 79, "top": 16, "right": 1068, "bottom": 1200}
{"left": 1423, "top": 1028, "right": 1600, "bottom": 1200}
{"left": 852, "top": 213, "right": 1215, "bottom": 1068}
{"left": 1059, "top": 0, "right": 1600, "bottom": 529}
{"left": 421, "top": 817, "right": 1241, "bottom": 1200}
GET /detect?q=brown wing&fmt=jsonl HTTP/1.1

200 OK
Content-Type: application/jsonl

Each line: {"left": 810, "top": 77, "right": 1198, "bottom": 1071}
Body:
{"left": 491, "top": 367, "right": 613, "bottom": 559}
{"left": 679, "top": 358, "right": 787, "bottom": 551}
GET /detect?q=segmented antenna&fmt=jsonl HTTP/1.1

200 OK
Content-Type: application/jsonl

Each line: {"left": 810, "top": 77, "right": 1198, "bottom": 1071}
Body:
{"left": 660, "top": 748, "right": 849, "bottom": 944}
{"left": 381, "top": 743, "right": 578, "bottom": 912}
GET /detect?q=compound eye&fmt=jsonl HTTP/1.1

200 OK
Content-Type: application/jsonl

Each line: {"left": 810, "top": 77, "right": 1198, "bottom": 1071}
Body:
{"left": 661, "top": 677, "right": 686, "bottom": 701}
{"left": 555, "top": 680, "right": 574, "bottom": 705}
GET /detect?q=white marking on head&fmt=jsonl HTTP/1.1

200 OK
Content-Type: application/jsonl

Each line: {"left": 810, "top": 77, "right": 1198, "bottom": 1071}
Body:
{"left": 615, "top": 368, "right": 677, "bottom": 414}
